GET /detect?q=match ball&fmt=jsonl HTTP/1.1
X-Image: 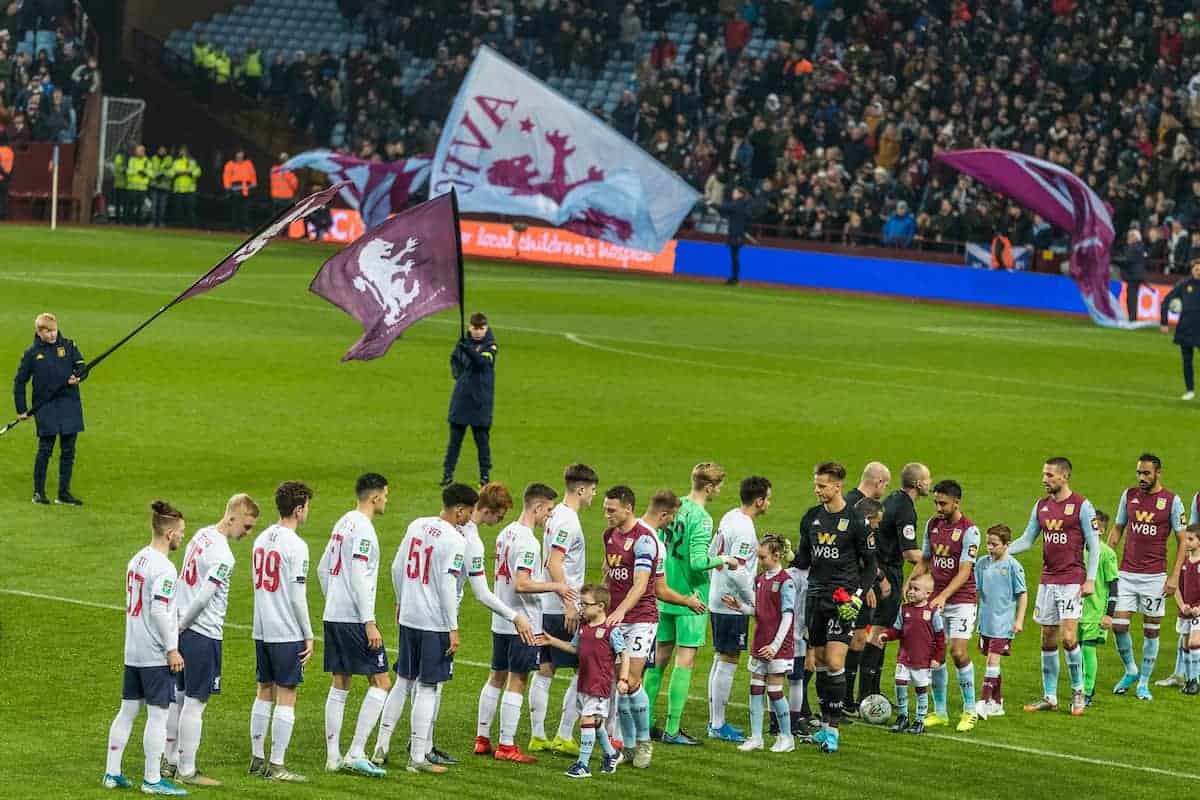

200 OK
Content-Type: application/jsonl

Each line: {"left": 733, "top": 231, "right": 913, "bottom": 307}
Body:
{"left": 1169, "top": 298, "right": 1183, "bottom": 314}
{"left": 859, "top": 694, "right": 893, "bottom": 725}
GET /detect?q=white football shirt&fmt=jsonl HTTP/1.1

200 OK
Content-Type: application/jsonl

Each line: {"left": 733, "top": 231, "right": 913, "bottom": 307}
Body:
{"left": 176, "top": 525, "right": 236, "bottom": 640}
{"left": 461, "top": 519, "right": 486, "bottom": 601}
{"left": 542, "top": 503, "right": 585, "bottom": 615}
{"left": 394, "top": 516, "right": 465, "bottom": 633}
{"left": 708, "top": 508, "right": 759, "bottom": 615}
{"left": 251, "top": 524, "right": 312, "bottom": 643}
{"left": 492, "top": 521, "right": 543, "bottom": 634}
{"left": 124, "top": 545, "right": 179, "bottom": 667}
{"left": 319, "top": 510, "right": 380, "bottom": 624}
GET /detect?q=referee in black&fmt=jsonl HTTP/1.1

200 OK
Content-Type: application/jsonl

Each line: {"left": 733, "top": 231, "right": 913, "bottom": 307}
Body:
{"left": 12, "top": 312, "right": 86, "bottom": 505}
{"left": 792, "top": 461, "right": 876, "bottom": 753}
{"left": 841, "top": 461, "right": 892, "bottom": 713}
{"left": 857, "top": 462, "right": 931, "bottom": 698}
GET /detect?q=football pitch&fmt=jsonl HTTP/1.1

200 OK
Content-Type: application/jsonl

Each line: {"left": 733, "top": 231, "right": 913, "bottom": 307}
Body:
{"left": 2, "top": 224, "right": 1199, "bottom": 799}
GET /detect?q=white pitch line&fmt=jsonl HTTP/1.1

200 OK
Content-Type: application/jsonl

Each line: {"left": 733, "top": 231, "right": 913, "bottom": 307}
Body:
{"left": 5, "top": 588, "right": 1200, "bottom": 781}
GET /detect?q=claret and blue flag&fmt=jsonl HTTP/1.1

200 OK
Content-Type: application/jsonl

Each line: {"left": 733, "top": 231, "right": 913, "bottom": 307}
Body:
{"left": 430, "top": 46, "right": 700, "bottom": 254}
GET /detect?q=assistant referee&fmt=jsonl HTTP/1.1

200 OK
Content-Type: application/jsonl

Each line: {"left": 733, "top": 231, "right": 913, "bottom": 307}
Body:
{"left": 12, "top": 312, "right": 86, "bottom": 505}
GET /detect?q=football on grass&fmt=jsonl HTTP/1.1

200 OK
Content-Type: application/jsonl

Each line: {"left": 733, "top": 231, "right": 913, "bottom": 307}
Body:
{"left": 859, "top": 694, "right": 893, "bottom": 725}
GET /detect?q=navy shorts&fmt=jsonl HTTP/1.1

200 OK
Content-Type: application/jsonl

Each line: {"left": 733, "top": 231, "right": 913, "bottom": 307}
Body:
{"left": 395, "top": 625, "right": 454, "bottom": 684}
{"left": 710, "top": 613, "right": 749, "bottom": 654}
{"left": 541, "top": 614, "right": 578, "bottom": 669}
{"left": 491, "top": 631, "right": 540, "bottom": 675}
{"left": 123, "top": 664, "right": 175, "bottom": 708}
{"left": 176, "top": 629, "right": 223, "bottom": 700}
{"left": 255, "top": 640, "right": 305, "bottom": 687}
{"left": 323, "top": 621, "right": 388, "bottom": 676}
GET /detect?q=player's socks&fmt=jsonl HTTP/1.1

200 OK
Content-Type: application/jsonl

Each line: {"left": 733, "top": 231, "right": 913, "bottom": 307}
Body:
{"left": 642, "top": 665, "right": 664, "bottom": 728}
{"left": 844, "top": 648, "right": 862, "bottom": 707}
{"left": 499, "top": 690, "right": 523, "bottom": 746}
{"left": 800, "top": 669, "right": 813, "bottom": 716}
{"left": 528, "top": 674, "right": 552, "bottom": 740}
{"left": 348, "top": 687, "right": 387, "bottom": 760}
{"left": 165, "top": 692, "right": 182, "bottom": 767}
{"left": 376, "top": 677, "right": 413, "bottom": 755}
{"left": 915, "top": 688, "right": 929, "bottom": 723}
{"left": 269, "top": 705, "right": 295, "bottom": 766}
{"left": 994, "top": 673, "right": 1003, "bottom": 704}
{"left": 769, "top": 692, "right": 790, "bottom": 736}
{"left": 1176, "top": 639, "right": 1187, "bottom": 678}
{"left": 1188, "top": 647, "right": 1200, "bottom": 681}
{"left": 144, "top": 705, "right": 168, "bottom": 784}
{"left": 930, "top": 663, "right": 948, "bottom": 717}
{"left": 557, "top": 675, "right": 580, "bottom": 741}
{"left": 748, "top": 680, "right": 766, "bottom": 740}
{"left": 617, "top": 693, "right": 636, "bottom": 745}
{"left": 428, "top": 684, "right": 444, "bottom": 759}
{"left": 981, "top": 665, "right": 999, "bottom": 703}
{"left": 664, "top": 666, "right": 693, "bottom": 735}
{"left": 578, "top": 724, "right": 596, "bottom": 768}
{"left": 410, "top": 684, "right": 437, "bottom": 764}
{"left": 894, "top": 680, "right": 909, "bottom": 717}
{"left": 1138, "top": 627, "right": 1161, "bottom": 688}
{"left": 597, "top": 727, "right": 616, "bottom": 757}
{"left": 709, "top": 659, "right": 735, "bottom": 728}
{"left": 956, "top": 662, "right": 976, "bottom": 709}
{"left": 477, "top": 683, "right": 501, "bottom": 737}
{"left": 825, "top": 669, "right": 847, "bottom": 725}
{"left": 1065, "top": 645, "right": 1084, "bottom": 691}
{"left": 789, "top": 679, "right": 805, "bottom": 718}
{"left": 631, "top": 686, "right": 651, "bottom": 741}
{"left": 1114, "top": 629, "right": 1138, "bottom": 675}
{"left": 250, "top": 698, "right": 273, "bottom": 760}
{"left": 861, "top": 643, "right": 885, "bottom": 698}
{"left": 325, "top": 687, "right": 349, "bottom": 764}
{"left": 813, "top": 667, "right": 829, "bottom": 716}
{"left": 177, "top": 697, "right": 206, "bottom": 777}
{"left": 1041, "top": 647, "right": 1060, "bottom": 700}
{"left": 1081, "top": 644, "right": 1098, "bottom": 696}
{"left": 106, "top": 699, "right": 140, "bottom": 776}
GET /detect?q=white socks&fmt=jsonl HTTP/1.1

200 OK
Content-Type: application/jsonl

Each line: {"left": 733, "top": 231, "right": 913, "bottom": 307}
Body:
{"left": 410, "top": 684, "right": 437, "bottom": 763}
{"left": 143, "top": 705, "right": 168, "bottom": 784}
{"left": 269, "top": 705, "right": 295, "bottom": 766}
{"left": 557, "top": 674, "right": 580, "bottom": 741}
{"left": 106, "top": 699, "right": 142, "bottom": 776}
{"left": 529, "top": 674, "right": 553, "bottom": 739}
{"left": 324, "top": 687, "right": 349, "bottom": 763}
{"left": 377, "top": 677, "right": 413, "bottom": 754}
{"left": 709, "top": 659, "right": 736, "bottom": 728}
{"left": 177, "top": 697, "right": 206, "bottom": 776}
{"left": 499, "top": 690, "right": 523, "bottom": 746}
{"left": 250, "top": 698, "right": 273, "bottom": 759}
{"left": 477, "top": 683, "right": 501, "bottom": 737}
{"left": 348, "top": 687, "right": 388, "bottom": 760}
{"left": 164, "top": 694, "right": 182, "bottom": 767}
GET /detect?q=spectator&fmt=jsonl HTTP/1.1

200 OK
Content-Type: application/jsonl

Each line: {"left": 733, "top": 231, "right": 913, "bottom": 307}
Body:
{"left": 269, "top": 152, "right": 298, "bottom": 213}
{"left": 991, "top": 227, "right": 1014, "bottom": 270}
{"left": 148, "top": 144, "right": 171, "bottom": 228}
{"left": 618, "top": 4, "right": 640, "bottom": 61}
{"left": 1122, "top": 229, "right": 1147, "bottom": 321}
{"left": 222, "top": 149, "right": 256, "bottom": 232}
{"left": 170, "top": 144, "right": 200, "bottom": 228}
{"left": 0, "top": 131, "right": 10, "bottom": 220}
{"left": 36, "top": 85, "right": 72, "bottom": 142}
{"left": 1169, "top": 217, "right": 1191, "bottom": 273}
{"left": 240, "top": 40, "right": 263, "bottom": 99}
{"left": 124, "top": 144, "right": 151, "bottom": 226}
{"left": 882, "top": 200, "right": 916, "bottom": 248}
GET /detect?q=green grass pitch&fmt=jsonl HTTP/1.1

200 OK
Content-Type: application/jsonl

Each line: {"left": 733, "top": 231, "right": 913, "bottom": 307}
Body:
{"left": 2, "top": 224, "right": 1198, "bottom": 799}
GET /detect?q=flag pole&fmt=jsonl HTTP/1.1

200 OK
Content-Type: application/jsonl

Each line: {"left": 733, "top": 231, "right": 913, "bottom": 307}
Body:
{"left": 451, "top": 188, "right": 466, "bottom": 338}
{"left": 2, "top": 186, "right": 344, "bottom": 437}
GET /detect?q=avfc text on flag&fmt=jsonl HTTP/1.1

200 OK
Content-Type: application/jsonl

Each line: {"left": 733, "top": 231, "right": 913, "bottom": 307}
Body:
{"left": 310, "top": 191, "right": 464, "bottom": 361}
{"left": 430, "top": 46, "right": 700, "bottom": 254}
{"left": 279, "top": 150, "right": 431, "bottom": 232}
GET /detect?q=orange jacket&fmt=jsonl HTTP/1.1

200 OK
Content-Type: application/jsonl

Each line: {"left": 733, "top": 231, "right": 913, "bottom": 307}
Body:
{"left": 269, "top": 165, "right": 298, "bottom": 200}
{"left": 223, "top": 159, "right": 257, "bottom": 196}
{"left": 991, "top": 235, "right": 1014, "bottom": 269}
{"left": 0, "top": 145, "right": 13, "bottom": 175}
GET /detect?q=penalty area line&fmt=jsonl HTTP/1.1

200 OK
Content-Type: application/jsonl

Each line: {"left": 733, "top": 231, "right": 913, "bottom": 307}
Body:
{"left": 5, "top": 588, "right": 1199, "bottom": 781}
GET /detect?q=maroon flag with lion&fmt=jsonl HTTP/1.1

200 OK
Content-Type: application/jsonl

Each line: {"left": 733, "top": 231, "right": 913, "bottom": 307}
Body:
{"left": 310, "top": 191, "right": 464, "bottom": 361}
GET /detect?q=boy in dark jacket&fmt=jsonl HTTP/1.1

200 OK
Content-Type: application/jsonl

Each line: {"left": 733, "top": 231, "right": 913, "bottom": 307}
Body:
{"left": 442, "top": 312, "right": 497, "bottom": 487}
{"left": 12, "top": 312, "right": 86, "bottom": 505}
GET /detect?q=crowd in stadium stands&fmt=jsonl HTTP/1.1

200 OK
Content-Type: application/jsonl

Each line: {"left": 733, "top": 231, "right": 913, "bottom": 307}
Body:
{"left": 0, "top": 1, "right": 99, "bottom": 148}
{"left": 163, "top": 1, "right": 1200, "bottom": 270}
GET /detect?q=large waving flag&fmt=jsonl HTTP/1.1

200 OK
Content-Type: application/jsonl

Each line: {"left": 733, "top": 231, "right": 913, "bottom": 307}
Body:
{"left": 280, "top": 150, "right": 431, "bottom": 231}
{"left": 936, "top": 149, "right": 1147, "bottom": 329}
{"left": 430, "top": 46, "right": 700, "bottom": 253}
{"left": 310, "top": 191, "right": 464, "bottom": 361}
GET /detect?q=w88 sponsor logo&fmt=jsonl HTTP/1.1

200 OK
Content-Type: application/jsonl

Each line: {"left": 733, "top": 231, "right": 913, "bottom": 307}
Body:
{"left": 932, "top": 555, "right": 957, "bottom": 571}
{"left": 1043, "top": 530, "right": 1069, "bottom": 545}
{"left": 609, "top": 566, "right": 630, "bottom": 582}
{"left": 813, "top": 545, "right": 840, "bottom": 560}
